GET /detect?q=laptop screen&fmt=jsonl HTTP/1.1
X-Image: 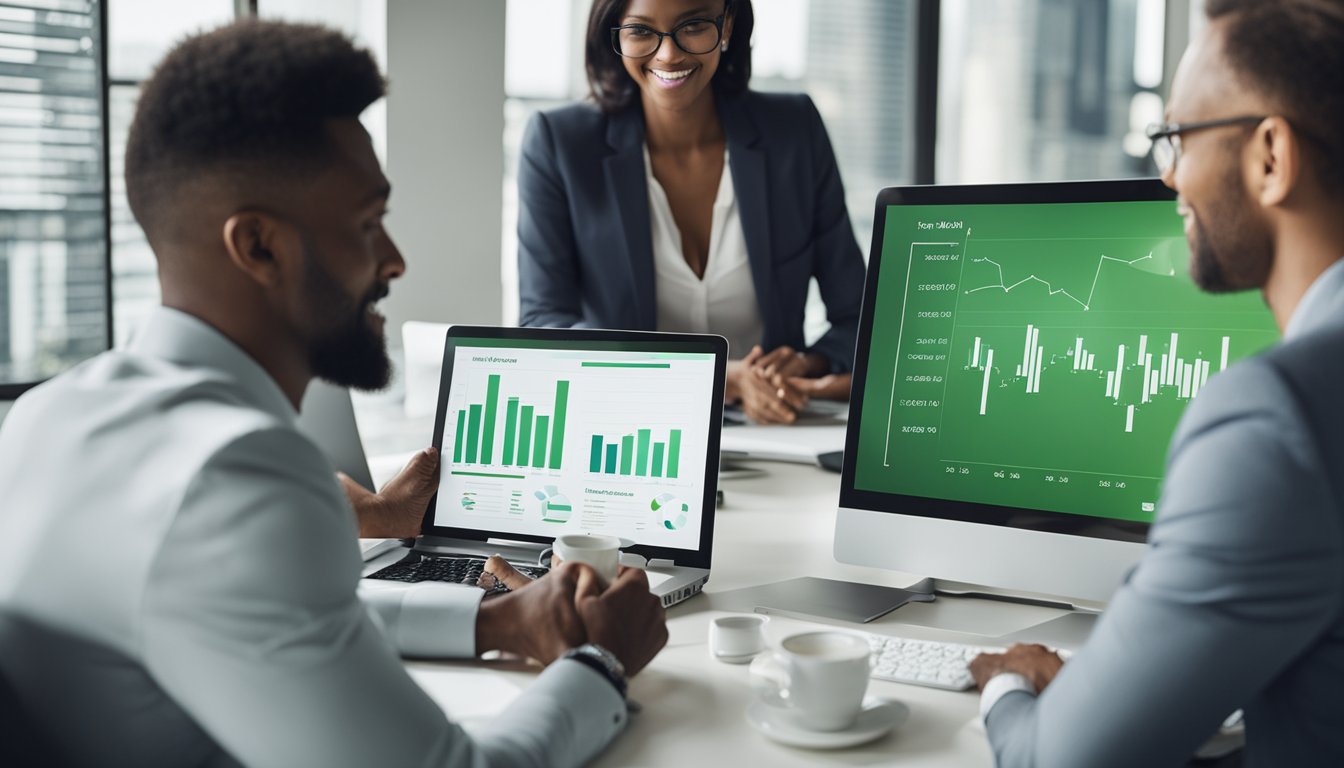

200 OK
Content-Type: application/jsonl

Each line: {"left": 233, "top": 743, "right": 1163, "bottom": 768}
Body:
{"left": 423, "top": 326, "right": 727, "bottom": 567}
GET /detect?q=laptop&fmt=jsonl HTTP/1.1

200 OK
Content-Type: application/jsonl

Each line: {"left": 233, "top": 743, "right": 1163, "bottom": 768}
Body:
{"left": 383, "top": 325, "right": 727, "bottom": 608}
{"left": 297, "top": 378, "right": 377, "bottom": 492}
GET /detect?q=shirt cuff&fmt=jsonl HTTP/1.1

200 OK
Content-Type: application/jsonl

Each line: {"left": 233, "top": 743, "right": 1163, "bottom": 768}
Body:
{"left": 979, "top": 672, "right": 1036, "bottom": 722}
{"left": 357, "top": 580, "right": 483, "bottom": 658}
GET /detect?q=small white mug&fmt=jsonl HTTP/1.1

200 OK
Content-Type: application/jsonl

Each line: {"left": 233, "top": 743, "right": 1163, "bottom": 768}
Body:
{"left": 749, "top": 631, "right": 873, "bottom": 732}
{"left": 552, "top": 534, "right": 621, "bottom": 582}
{"left": 708, "top": 614, "right": 768, "bottom": 663}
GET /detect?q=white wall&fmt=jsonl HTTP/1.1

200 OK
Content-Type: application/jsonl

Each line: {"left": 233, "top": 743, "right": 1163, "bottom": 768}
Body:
{"left": 0, "top": 400, "right": 11, "bottom": 427}
{"left": 384, "top": 0, "right": 506, "bottom": 332}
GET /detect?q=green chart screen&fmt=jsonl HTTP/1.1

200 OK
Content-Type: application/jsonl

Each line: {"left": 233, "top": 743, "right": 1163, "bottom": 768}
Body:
{"left": 853, "top": 200, "right": 1280, "bottom": 524}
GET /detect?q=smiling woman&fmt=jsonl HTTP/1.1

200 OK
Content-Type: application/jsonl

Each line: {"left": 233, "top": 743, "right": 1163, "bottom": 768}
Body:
{"left": 517, "top": 0, "right": 866, "bottom": 425}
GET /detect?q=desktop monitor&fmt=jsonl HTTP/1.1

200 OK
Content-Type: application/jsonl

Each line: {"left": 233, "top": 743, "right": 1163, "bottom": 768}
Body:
{"left": 835, "top": 179, "right": 1280, "bottom": 607}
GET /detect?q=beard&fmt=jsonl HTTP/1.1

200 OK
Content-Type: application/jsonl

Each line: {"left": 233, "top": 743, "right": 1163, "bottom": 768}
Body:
{"left": 301, "top": 238, "right": 393, "bottom": 391}
{"left": 1187, "top": 164, "right": 1274, "bottom": 293}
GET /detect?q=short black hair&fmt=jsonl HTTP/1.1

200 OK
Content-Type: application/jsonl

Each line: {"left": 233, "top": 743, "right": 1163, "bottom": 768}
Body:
{"left": 584, "top": 0, "right": 753, "bottom": 114}
{"left": 1205, "top": 0, "right": 1344, "bottom": 194}
{"left": 124, "top": 20, "right": 385, "bottom": 243}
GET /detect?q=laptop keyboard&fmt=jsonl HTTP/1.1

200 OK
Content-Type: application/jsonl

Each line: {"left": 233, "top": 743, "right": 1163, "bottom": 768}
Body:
{"left": 367, "top": 553, "right": 549, "bottom": 595}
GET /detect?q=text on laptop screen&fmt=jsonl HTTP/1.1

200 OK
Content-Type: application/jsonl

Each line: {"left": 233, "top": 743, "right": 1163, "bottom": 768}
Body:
{"left": 851, "top": 199, "right": 1280, "bottom": 524}
{"left": 434, "top": 338, "right": 716, "bottom": 550}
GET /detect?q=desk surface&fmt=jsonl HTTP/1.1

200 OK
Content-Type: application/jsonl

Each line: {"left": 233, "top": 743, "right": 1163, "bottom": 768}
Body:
{"left": 375, "top": 459, "right": 1077, "bottom": 766}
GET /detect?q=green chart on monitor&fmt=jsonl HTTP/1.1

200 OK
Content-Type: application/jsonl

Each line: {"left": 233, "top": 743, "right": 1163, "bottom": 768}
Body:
{"left": 854, "top": 200, "right": 1280, "bottom": 523}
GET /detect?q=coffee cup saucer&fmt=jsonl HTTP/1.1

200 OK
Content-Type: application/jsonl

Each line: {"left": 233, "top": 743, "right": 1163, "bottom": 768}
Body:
{"left": 712, "top": 649, "right": 759, "bottom": 664}
{"left": 747, "top": 697, "right": 909, "bottom": 749}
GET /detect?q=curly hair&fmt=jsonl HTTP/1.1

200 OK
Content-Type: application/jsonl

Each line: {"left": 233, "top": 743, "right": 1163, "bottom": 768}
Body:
{"left": 585, "top": 0, "right": 753, "bottom": 114}
{"left": 1204, "top": 0, "right": 1344, "bottom": 194}
{"left": 124, "top": 20, "right": 385, "bottom": 242}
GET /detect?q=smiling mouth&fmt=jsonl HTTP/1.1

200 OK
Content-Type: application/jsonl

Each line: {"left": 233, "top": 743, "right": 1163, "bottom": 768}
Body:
{"left": 649, "top": 67, "right": 694, "bottom": 85}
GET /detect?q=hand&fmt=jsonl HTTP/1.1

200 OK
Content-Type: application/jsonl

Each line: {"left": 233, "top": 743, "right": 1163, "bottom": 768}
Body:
{"left": 573, "top": 565, "right": 668, "bottom": 676}
{"left": 969, "top": 643, "right": 1065, "bottom": 693}
{"left": 729, "top": 348, "right": 802, "bottom": 424}
{"left": 478, "top": 554, "right": 539, "bottom": 592}
{"left": 342, "top": 447, "right": 439, "bottom": 538}
{"left": 752, "top": 345, "right": 825, "bottom": 380}
{"left": 786, "top": 373, "right": 852, "bottom": 401}
{"left": 475, "top": 561, "right": 587, "bottom": 664}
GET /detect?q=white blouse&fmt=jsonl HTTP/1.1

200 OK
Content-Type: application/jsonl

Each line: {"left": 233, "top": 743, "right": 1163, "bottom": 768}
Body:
{"left": 646, "top": 147, "right": 763, "bottom": 360}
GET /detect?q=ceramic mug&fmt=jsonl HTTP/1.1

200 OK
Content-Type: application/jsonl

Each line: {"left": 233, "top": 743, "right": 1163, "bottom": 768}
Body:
{"left": 749, "top": 631, "right": 873, "bottom": 731}
{"left": 552, "top": 533, "right": 621, "bottom": 582}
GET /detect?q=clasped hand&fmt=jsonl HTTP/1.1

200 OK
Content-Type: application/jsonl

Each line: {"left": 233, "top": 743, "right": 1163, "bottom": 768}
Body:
{"left": 728, "top": 345, "right": 851, "bottom": 424}
{"left": 477, "top": 556, "right": 668, "bottom": 676}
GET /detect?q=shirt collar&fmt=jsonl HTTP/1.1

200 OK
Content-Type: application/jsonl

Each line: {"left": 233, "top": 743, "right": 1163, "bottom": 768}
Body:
{"left": 128, "top": 306, "right": 298, "bottom": 425}
{"left": 1284, "top": 257, "right": 1344, "bottom": 340}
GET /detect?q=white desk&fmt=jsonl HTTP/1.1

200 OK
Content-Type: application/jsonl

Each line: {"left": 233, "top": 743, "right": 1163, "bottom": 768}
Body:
{"left": 382, "top": 460, "right": 1075, "bottom": 766}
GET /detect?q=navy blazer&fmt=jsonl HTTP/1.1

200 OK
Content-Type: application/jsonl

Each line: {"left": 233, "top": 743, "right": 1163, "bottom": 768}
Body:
{"left": 516, "top": 89, "right": 866, "bottom": 372}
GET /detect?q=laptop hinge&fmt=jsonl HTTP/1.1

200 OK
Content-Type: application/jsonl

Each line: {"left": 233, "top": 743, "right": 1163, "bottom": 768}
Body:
{"left": 646, "top": 558, "right": 677, "bottom": 569}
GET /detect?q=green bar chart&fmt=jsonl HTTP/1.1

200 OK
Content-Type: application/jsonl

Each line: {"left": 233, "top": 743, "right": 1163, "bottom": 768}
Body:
{"left": 590, "top": 428, "right": 683, "bottom": 478}
{"left": 452, "top": 375, "right": 569, "bottom": 472}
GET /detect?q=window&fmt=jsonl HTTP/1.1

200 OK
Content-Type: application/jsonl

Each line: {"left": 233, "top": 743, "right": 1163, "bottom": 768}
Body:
{"left": 936, "top": 0, "right": 1171, "bottom": 183}
{"left": 107, "top": 0, "right": 236, "bottom": 347}
{"left": 0, "top": 0, "right": 108, "bottom": 393}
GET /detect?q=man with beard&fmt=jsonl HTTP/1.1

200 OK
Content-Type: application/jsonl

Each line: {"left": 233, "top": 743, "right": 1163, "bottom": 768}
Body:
{"left": 0, "top": 20, "right": 666, "bottom": 768}
{"left": 968, "top": 1, "right": 1344, "bottom": 766}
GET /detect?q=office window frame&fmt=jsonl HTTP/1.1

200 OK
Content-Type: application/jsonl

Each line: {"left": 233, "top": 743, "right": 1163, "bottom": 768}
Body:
{"left": 0, "top": 0, "right": 113, "bottom": 399}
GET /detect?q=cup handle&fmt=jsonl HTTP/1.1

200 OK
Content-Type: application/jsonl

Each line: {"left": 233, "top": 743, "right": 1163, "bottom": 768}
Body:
{"left": 748, "top": 652, "right": 793, "bottom": 709}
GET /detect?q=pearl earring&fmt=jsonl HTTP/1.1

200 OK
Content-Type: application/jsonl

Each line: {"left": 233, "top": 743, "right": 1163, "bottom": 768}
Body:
{"left": 720, "top": 41, "right": 728, "bottom": 52}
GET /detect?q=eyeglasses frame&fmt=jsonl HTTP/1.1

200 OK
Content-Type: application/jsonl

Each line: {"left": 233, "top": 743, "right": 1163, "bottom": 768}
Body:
{"left": 610, "top": 14, "right": 727, "bottom": 58}
{"left": 1146, "top": 115, "right": 1268, "bottom": 173}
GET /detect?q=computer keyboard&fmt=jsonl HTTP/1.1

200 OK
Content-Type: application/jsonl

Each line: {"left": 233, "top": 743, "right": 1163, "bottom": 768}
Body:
{"left": 367, "top": 553, "right": 549, "bottom": 595}
{"left": 863, "top": 633, "right": 1004, "bottom": 691}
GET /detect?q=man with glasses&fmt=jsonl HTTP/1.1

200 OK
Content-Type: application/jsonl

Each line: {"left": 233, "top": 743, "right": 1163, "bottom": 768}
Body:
{"left": 969, "top": 1, "right": 1344, "bottom": 765}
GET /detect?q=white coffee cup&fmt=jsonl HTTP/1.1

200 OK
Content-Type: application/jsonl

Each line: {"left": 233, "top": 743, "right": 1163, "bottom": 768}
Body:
{"left": 749, "top": 631, "right": 873, "bottom": 732}
{"left": 552, "top": 534, "right": 621, "bottom": 583}
{"left": 708, "top": 614, "right": 768, "bottom": 663}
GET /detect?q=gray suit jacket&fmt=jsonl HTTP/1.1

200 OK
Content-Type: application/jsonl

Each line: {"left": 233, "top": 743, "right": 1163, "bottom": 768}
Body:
{"left": 985, "top": 266, "right": 1344, "bottom": 766}
{"left": 516, "top": 89, "right": 866, "bottom": 372}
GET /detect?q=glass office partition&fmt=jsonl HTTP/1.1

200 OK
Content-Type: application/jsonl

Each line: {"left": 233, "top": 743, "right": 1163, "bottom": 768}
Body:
{"left": 0, "top": 0, "right": 109, "bottom": 392}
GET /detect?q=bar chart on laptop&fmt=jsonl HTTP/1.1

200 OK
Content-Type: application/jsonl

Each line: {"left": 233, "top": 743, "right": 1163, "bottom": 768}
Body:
{"left": 438, "top": 341, "right": 714, "bottom": 549}
{"left": 853, "top": 200, "right": 1281, "bottom": 523}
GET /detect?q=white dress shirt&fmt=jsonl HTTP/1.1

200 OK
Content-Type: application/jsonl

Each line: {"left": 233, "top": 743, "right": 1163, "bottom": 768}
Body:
{"left": 647, "top": 146, "right": 764, "bottom": 359}
{"left": 0, "top": 307, "right": 625, "bottom": 767}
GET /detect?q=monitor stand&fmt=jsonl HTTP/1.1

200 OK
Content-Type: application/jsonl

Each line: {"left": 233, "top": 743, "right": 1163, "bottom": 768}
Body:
{"left": 905, "top": 577, "right": 1102, "bottom": 650}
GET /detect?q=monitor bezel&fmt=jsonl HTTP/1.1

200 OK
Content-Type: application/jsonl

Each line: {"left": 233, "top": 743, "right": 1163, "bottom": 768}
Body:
{"left": 422, "top": 324, "right": 727, "bottom": 569}
{"left": 839, "top": 179, "right": 1180, "bottom": 545}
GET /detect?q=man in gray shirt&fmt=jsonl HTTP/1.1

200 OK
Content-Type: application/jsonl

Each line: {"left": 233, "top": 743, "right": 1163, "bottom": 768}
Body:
{"left": 970, "top": 1, "right": 1344, "bottom": 765}
{"left": 0, "top": 20, "right": 666, "bottom": 767}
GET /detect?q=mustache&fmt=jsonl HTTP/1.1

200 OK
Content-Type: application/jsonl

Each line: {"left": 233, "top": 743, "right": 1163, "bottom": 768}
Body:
{"left": 363, "top": 283, "right": 390, "bottom": 306}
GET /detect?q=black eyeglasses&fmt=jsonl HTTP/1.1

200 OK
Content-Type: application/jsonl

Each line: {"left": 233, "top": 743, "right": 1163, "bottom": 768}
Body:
{"left": 1145, "top": 115, "right": 1267, "bottom": 173}
{"left": 611, "top": 14, "right": 725, "bottom": 58}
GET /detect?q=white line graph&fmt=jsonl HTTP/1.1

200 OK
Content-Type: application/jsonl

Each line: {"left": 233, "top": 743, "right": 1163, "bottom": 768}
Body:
{"left": 965, "top": 251, "right": 1169, "bottom": 311}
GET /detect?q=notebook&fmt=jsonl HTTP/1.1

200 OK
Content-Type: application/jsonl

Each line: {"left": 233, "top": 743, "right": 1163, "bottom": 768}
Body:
{"left": 409, "top": 325, "right": 727, "bottom": 607}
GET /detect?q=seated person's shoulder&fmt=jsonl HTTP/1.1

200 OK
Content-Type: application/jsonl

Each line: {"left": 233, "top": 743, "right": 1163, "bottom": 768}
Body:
{"left": 529, "top": 100, "right": 607, "bottom": 144}
{"left": 733, "top": 89, "right": 818, "bottom": 122}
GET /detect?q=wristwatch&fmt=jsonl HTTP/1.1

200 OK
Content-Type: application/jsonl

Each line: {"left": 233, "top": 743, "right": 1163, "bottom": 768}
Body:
{"left": 562, "top": 643, "right": 628, "bottom": 698}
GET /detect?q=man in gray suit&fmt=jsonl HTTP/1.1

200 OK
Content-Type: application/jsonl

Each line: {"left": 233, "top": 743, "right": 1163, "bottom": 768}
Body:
{"left": 0, "top": 20, "right": 666, "bottom": 768}
{"left": 970, "top": 1, "right": 1344, "bottom": 765}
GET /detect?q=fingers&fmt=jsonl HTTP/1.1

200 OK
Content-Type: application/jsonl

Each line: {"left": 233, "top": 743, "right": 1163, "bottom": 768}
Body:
{"left": 771, "top": 375, "right": 810, "bottom": 411}
{"left": 571, "top": 562, "right": 604, "bottom": 601}
{"left": 482, "top": 555, "right": 535, "bottom": 591}
{"left": 389, "top": 447, "right": 440, "bottom": 499}
{"left": 740, "top": 374, "right": 799, "bottom": 424}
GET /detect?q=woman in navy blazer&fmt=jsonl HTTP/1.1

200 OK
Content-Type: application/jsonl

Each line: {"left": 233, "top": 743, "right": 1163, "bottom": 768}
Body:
{"left": 517, "top": 0, "right": 866, "bottom": 423}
